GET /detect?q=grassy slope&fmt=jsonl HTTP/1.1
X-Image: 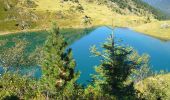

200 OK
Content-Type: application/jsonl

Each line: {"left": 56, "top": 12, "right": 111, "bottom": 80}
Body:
{"left": 134, "top": 21, "right": 170, "bottom": 40}
{"left": 0, "top": 1, "right": 16, "bottom": 31}
{"left": 0, "top": 0, "right": 154, "bottom": 34}
{"left": 34, "top": 0, "right": 149, "bottom": 27}
{"left": 28, "top": 0, "right": 170, "bottom": 40}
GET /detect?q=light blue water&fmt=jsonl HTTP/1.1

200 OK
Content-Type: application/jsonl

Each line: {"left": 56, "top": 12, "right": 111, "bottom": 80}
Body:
{"left": 69, "top": 26, "right": 170, "bottom": 84}
{"left": 70, "top": 27, "right": 112, "bottom": 84}
{"left": 1, "top": 26, "right": 170, "bottom": 84}
{"left": 114, "top": 27, "right": 170, "bottom": 71}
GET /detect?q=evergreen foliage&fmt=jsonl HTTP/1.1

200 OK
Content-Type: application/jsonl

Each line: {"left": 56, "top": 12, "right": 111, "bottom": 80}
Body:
{"left": 0, "top": 24, "right": 169, "bottom": 99}
{"left": 0, "top": 72, "right": 38, "bottom": 99}
{"left": 86, "top": 34, "right": 150, "bottom": 99}
{"left": 40, "top": 23, "right": 80, "bottom": 99}
{"left": 136, "top": 75, "right": 169, "bottom": 100}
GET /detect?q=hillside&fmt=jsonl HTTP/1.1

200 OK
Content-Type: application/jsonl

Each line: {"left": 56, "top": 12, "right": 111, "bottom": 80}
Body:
{"left": 134, "top": 20, "right": 170, "bottom": 40}
{"left": 143, "top": 0, "right": 170, "bottom": 16}
{"left": 0, "top": 0, "right": 164, "bottom": 34}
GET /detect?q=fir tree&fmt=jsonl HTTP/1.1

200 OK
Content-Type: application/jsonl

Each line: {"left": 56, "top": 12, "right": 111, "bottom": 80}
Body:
{"left": 40, "top": 23, "right": 79, "bottom": 99}
{"left": 88, "top": 34, "right": 150, "bottom": 99}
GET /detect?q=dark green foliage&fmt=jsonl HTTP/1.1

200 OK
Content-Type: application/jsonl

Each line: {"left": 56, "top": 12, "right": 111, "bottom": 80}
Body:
{"left": 3, "top": 95, "right": 20, "bottom": 100}
{"left": 86, "top": 34, "right": 150, "bottom": 99}
{"left": 40, "top": 23, "right": 80, "bottom": 99}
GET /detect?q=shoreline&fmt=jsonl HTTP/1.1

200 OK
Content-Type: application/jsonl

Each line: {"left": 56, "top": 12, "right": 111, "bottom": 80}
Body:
{"left": 133, "top": 29, "right": 170, "bottom": 41}
{"left": 0, "top": 28, "right": 46, "bottom": 36}
{"left": 1, "top": 24, "right": 170, "bottom": 41}
{"left": 0, "top": 25, "right": 95, "bottom": 36}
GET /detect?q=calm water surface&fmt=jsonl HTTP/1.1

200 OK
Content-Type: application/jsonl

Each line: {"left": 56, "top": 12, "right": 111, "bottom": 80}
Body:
{"left": 1, "top": 26, "right": 170, "bottom": 84}
{"left": 70, "top": 26, "right": 170, "bottom": 84}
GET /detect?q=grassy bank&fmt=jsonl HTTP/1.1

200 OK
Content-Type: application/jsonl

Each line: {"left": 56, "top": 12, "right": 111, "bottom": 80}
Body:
{"left": 134, "top": 20, "right": 170, "bottom": 40}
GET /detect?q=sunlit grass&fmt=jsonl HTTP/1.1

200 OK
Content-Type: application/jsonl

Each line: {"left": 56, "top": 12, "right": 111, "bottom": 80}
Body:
{"left": 134, "top": 20, "right": 170, "bottom": 40}
{"left": 0, "top": 0, "right": 149, "bottom": 34}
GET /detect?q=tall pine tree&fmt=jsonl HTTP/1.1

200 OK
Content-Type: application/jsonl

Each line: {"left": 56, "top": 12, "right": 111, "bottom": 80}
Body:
{"left": 87, "top": 34, "right": 150, "bottom": 99}
{"left": 40, "top": 23, "right": 79, "bottom": 99}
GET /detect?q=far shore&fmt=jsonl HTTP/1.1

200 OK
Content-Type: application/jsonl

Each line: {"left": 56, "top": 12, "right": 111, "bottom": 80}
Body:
{"left": 1, "top": 22, "right": 170, "bottom": 41}
{"left": 0, "top": 25, "right": 95, "bottom": 36}
{"left": 0, "top": 29, "right": 46, "bottom": 36}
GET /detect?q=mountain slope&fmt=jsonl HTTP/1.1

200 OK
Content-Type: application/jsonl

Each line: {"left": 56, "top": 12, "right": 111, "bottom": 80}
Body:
{"left": 108, "top": 0, "right": 166, "bottom": 19}
{"left": 143, "top": 0, "right": 170, "bottom": 15}
{"left": 0, "top": 0, "right": 165, "bottom": 33}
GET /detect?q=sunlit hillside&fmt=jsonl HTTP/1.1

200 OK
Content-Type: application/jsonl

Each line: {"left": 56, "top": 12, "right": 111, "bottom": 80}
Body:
{"left": 0, "top": 0, "right": 162, "bottom": 34}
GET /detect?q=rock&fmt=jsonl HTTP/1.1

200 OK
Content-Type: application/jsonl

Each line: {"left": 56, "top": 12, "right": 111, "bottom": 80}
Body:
{"left": 161, "top": 23, "right": 170, "bottom": 29}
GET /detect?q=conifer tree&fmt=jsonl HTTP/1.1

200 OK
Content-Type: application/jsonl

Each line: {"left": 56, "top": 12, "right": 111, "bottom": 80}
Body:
{"left": 40, "top": 23, "right": 79, "bottom": 99}
{"left": 88, "top": 34, "right": 150, "bottom": 99}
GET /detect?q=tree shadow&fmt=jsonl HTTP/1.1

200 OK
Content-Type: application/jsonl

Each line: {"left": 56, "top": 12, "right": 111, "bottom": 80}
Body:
{"left": 3, "top": 95, "right": 20, "bottom": 100}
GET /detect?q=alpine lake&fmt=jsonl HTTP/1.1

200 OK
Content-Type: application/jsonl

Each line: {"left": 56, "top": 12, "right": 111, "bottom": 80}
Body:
{"left": 1, "top": 26, "right": 170, "bottom": 85}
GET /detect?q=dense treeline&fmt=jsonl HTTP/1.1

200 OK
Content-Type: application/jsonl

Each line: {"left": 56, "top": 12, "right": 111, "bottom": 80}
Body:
{"left": 0, "top": 24, "right": 168, "bottom": 99}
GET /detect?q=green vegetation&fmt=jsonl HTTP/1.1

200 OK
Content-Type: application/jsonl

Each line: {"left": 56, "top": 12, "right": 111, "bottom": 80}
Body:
{"left": 136, "top": 73, "right": 170, "bottom": 99}
{"left": 1, "top": 24, "right": 167, "bottom": 99}
{"left": 84, "top": 35, "right": 150, "bottom": 99}
{"left": 39, "top": 23, "right": 80, "bottom": 99}
{"left": 0, "top": 73, "right": 38, "bottom": 99}
{"left": 0, "top": 0, "right": 170, "bottom": 99}
{"left": 0, "top": 25, "right": 83, "bottom": 99}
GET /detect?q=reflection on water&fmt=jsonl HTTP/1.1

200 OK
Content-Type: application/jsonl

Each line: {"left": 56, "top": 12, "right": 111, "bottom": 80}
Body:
{"left": 1, "top": 26, "right": 170, "bottom": 85}
{"left": 70, "top": 26, "right": 170, "bottom": 84}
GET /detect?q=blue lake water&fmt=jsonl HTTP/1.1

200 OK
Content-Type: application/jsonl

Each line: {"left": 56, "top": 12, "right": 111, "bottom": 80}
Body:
{"left": 1, "top": 26, "right": 170, "bottom": 84}
{"left": 70, "top": 26, "right": 170, "bottom": 84}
